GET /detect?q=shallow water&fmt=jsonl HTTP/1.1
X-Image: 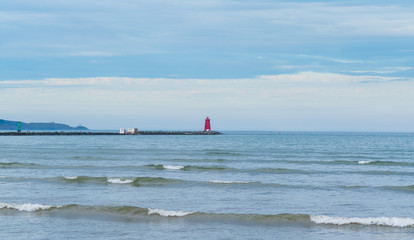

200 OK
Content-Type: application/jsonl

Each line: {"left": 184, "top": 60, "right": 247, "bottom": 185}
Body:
{"left": 1, "top": 132, "right": 414, "bottom": 239}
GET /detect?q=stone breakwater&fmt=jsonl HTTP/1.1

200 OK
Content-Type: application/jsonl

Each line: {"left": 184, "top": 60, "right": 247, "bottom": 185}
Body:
{"left": 0, "top": 131, "right": 221, "bottom": 136}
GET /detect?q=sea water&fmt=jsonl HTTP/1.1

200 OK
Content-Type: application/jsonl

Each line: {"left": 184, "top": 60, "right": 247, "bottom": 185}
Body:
{"left": 1, "top": 132, "right": 414, "bottom": 239}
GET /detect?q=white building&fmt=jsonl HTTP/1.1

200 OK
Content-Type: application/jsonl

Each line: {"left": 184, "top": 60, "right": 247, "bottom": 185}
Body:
{"left": 120, "top": 128, "right": 138, "bottom": 134}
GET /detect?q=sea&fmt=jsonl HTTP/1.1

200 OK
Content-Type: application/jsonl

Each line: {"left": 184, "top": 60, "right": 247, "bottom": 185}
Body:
{"left": 1, "top": 131, "right": 414, "bottom": 239}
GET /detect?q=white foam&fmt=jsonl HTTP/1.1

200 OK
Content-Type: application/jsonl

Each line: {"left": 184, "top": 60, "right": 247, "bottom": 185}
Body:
{"left": 358, "top": 160, "right": 373, "bottom": 165}
{"left": 163, "top": 165, "right": 184, "bottom": 170}
{"left": 0, "top": 202, "right": 54, "bottom": 212}
{"left": 311, "top": 215, "right": 414, "bottom": 227}
{"left": 208, "top": 180, "right": 250, "bottom": 184}
{"left": 107, "top": 178, "right": 134, "bottom": 184}
{"left": 148, "top": 208, "right": 194, "bottom": 217}
{"left": 64, "top": 176, "right": 78, "bottom": 180}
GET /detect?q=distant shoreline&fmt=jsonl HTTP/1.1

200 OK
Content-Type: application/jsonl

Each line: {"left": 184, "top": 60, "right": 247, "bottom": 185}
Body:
{"left": 0, "top": 131, "right": 222, "bottom": 136}
{"left": 0, "top": 119, "right": 88, "bottom": 131}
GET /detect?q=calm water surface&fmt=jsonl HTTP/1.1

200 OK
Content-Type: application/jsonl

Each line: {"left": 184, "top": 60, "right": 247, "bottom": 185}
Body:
{"left": 1, "top": 132, "right": 414, "bottom": 239}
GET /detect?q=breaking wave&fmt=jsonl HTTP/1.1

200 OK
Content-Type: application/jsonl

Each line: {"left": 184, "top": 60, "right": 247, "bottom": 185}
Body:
{"left": 145, "top": 164, "right": 233, "bottom": 172}
{"left": 145, "top": 164, "right": 308, "bottom": 174}
{"left": 310, "top": 215, "right": 414, "bottom": 227}
{"left": 162, "top": 165, "right": 184, "bottom": 170}
{"left": 61, "top": 176, "right": 182, "bottom": 186}
{"left": 1, "top": 202, "right": 413, "bottom": 228}
{"left": 356, "top": 160, "right": 414, "bottom": 166}
{"left": 148, "top": 208, "right": 194, "bottom": 217}
{"left": 358, "top": 160, "right": 373, "bottom": 165}
{"left": 107, "top": 178, "right": 134, "bottom": 184}
{"left": 0, "top": 202, "right": 57, "bottom": 212}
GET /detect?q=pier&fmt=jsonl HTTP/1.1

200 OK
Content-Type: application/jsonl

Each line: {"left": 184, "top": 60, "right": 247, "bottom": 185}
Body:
{"left": 0, "top": 131, "right": 221, "bottom": 136}
{"left": 0, "top": 116, "right": 221, "bottom": 136}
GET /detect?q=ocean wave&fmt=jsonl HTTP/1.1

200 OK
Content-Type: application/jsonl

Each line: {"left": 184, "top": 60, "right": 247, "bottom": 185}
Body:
{"left": 148, "top": 208, "right": 194, "bottom": 217}
{"left": 145, "top": 164, "right": 232, "bottom": 172}
{"left": 208, "top": 180, "right": 250, "bottom": 184}
{"left": 205, "top": 151, "right": 243, "bottom": 156}
{"left": 353, "top": 170, "right": 414, "bottom": 176}
{"left": 0, "top": 162, "right": 112, "bottom": 170}
{"left": 383, "top": 185, "right": 414, "bottom": 193}
{"left": 9, "top": 175, "right": 414, "bottom": 192}
{"left": 0, "top": 162, "right": 41, "bottom": 168}
{"left": 285, "top": 160, "right": 414, "bottom": 167}
{"left": 310, "top": 215, "right": 414, "bottom": 227}
{"left": 60, "top": 176, "right": 182, "bottom": 186}
{"left": 62, "top": 176, "right": 108, "bottom": 183}
{"left": 162, "top": 165, "right": 184, "bottom": 170}
{"left": 252, "top": 168, "right": 309, "bottom": 174}
{"left": 0, "top": 202, "right": 56, "bottom": 212}
{"left": 286, "top": 160, "right": 355, "bottom": 165}
{"left": 144, "top": 164, "right": 185, "bottom": 170}
{"left": 107, "top": 178, "right": 134, "bottom": 184}
{"left": 168, "top": 158, "right": 229, "bottom": 163}
{"left": 145, "top": 164, "right": 308, "bottom": 174}
{"left": 343, "top": 185, "right": 364, "bottom": 189}
{"left": 0, "top": 202, "right": 193, "bottom": 218}
{"left": 2, "top": 202, "right": 412, "bottom": 228}
{"left": 356, "top": 160, "right": 414, "bottom": 166}
{"left": 63, "top": 176, "right": 78, "bottom": 180}
{"left": 2, "top": 175, "right": 302, "bottom": 189}
{"left": 132, "top": 177, "right": 183, "bottom": 186}
{"left": 0, "top": 202, "right": 308, "bottom": 222}
{"left": 358, "top": 160, "right": 373, "bottom": 165}
{"left": 183, "top": 165, "right": 232, "bottom": 171}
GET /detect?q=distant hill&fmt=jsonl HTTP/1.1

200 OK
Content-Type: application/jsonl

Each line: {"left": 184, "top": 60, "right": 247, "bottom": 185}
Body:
{"left": 0, "top": 119, "right": 88, "bottom": 131}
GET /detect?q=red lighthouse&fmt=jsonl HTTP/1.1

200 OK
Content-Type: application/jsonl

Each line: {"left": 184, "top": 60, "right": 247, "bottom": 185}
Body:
{"left": 204, "top": 117, "right": 211, "bottom": 131}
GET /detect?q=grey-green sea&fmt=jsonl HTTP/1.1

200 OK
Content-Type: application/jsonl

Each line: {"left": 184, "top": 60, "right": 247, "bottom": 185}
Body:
{"left": 1, "top": 132, "right": 414, "bottom": 239}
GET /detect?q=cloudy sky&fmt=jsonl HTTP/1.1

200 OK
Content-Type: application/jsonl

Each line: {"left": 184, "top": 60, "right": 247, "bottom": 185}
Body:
{"left": 1, "top": 0, "right": 413, "bottom": 131}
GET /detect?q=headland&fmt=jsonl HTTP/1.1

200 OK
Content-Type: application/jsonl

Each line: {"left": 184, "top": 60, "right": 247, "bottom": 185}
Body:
{"left": 0, "top": 119, "right": 87, "bottom": 131}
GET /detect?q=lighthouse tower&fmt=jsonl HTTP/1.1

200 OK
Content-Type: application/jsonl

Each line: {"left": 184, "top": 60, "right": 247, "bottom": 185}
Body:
{"left": 204, "top": 117, "right": 211, "bottom": 131}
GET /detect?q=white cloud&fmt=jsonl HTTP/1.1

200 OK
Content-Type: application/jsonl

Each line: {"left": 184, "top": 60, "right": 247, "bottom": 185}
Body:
{"left": 241, "top": 3, "right": 414, "bottom": 37}
{"left": 1, "top": 72, "right": 412, "bottom": 89}
{"left": 2, "top": 1, "right": 414, "bottom": 58}
{"left": 65, "top": 51, "right": 116, "bottom": 57}
{"left": 1, "top": 72, "right": 414, "bottom": 130}
{"left": 302, "top": 55, "right": 364, "bottom": 64}
{"left": 348, "top": 67, "right": 413, "bottom": 74}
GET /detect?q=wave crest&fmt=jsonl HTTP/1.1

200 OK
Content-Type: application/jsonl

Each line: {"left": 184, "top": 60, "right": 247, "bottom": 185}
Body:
{"left": 358, "top": 160, "right": 373, "bottom": 165}
{"left": 148, "top": 208, "right": 195, "bottom": 217}
{"left": 107, "top": 178, "right": 134, "bottom": 184}
{"left": 0, "top": 202, "right": 56, "bottom": 212}
{"left": 2, "top": 201, "right": 413, "bottom": 228}
{"left": 163, "top": 165, "right": 184, "bottom": 170}
{"left": 310, "top": 215, "right": 414, "bottom": 227}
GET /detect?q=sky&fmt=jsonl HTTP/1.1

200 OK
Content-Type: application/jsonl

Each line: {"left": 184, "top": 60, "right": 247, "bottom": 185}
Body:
{"left": 1, "top": 0, "right": 413, "bottom": 131}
